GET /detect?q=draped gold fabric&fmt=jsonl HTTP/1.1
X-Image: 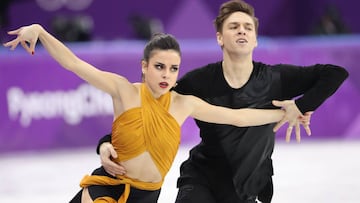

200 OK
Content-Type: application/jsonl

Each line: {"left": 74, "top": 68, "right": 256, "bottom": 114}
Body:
{"left": 80, "top": 84, "right": 181, "bottom": 203}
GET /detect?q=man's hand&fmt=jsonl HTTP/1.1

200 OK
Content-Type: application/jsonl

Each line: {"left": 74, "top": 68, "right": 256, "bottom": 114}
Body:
{"left": 300, "top": 111, "right": 313, "bottom": 136}
{"left": 272, "top": 100, "right": 313, "bottom": 142}
{"left": 99, "top": 142, "right": 126, "bottom": 176}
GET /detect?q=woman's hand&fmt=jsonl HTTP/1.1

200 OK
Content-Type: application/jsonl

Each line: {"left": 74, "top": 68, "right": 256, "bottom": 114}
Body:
{"left": 3, "top": 24, "right": 41, "bottom": 55}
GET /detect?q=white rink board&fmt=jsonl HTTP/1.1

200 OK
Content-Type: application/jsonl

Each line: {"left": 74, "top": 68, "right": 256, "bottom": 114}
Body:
{"left": 0, "top": 140, "right": 359, "bottom": 203}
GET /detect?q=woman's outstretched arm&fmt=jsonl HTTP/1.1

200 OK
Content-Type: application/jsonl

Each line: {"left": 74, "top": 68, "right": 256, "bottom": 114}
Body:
{"left": 182, "top": 94, "right": 311, "bottom": 141}
{"left": 3, "top": 24, "right": 130, "bottom": 98}
{"left": 188, "top": 96, "right": 285, "bottom": 127}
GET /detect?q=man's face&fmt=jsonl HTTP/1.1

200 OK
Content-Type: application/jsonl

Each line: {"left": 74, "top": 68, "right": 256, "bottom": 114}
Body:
{"left": 216, "top": 11, "right": 258, "bottom": 55}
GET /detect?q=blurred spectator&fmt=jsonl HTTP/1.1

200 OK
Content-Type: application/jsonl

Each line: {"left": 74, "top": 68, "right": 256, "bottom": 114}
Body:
{"left": 51, "top": 15, "right": 94, "bottom": 42}
{"left": 129, "top": 14, "right": 164, "bottom": 40}
{"left": 312, "top": 4, "right": 349, "bottom": 35}
{"left": 0, "top": 0, "right": 12, "bottom": 43}
{"left": 0, "top": 0, "right": 11, "bottom": 28}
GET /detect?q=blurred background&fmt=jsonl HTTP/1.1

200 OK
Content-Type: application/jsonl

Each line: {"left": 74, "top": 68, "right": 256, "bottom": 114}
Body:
{"left": 0, "top": 0, "right": 359, "bottom": 202}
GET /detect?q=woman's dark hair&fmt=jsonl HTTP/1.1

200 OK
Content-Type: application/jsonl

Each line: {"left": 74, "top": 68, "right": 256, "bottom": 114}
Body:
{"left": 143, "top": 33, "right": 181, "bottom": 62}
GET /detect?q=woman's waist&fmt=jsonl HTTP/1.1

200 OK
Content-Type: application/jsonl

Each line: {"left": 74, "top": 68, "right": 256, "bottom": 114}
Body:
{"left": 115, "top": 151, "right": 163, "bottom": 183}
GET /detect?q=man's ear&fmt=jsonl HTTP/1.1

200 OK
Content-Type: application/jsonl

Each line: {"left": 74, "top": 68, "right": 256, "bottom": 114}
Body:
{"left": 216, "top": 32, "right": 223, "bottom": 47}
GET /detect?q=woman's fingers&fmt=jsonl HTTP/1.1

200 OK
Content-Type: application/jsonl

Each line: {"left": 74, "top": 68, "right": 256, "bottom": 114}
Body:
{"left": 29, "top": 39, "right": 36, "bottom": 54}
{"left": 7, "top": 27, "right": 22, "bottom": 35}
{"left": 21, "top": 40, "right": 32, "bottom": 54}
{"left": 3, "top": 38, "right": 20, "bottom": 50}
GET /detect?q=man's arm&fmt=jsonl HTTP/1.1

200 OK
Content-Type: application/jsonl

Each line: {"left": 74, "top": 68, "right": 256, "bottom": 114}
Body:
{"left": 273, "top": 64, "right": 348, "bottom": 141}
{"left": 279, "top": 64, "right": 348, "bottom": 113}
{"left": 96, "top": 133, "right": 112, "bottom": 154}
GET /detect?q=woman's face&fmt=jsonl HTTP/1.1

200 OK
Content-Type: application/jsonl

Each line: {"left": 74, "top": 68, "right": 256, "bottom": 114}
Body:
{"left": 142, "top": 49, "right": 181, "bottom": 98}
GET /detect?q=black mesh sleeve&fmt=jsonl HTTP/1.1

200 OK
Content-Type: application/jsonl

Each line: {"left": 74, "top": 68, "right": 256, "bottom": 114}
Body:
{"left": 96, "top": 133, "right": 112, "bottom": 154}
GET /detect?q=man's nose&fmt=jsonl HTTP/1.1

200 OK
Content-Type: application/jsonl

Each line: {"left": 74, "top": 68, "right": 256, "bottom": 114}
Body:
{"left": 238, "top": 26, "right": 246, "bottom": 35}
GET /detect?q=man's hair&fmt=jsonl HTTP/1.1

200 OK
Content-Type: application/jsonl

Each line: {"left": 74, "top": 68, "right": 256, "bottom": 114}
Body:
{"left": 214, "top": 0, "right": 259, "bottom": 34}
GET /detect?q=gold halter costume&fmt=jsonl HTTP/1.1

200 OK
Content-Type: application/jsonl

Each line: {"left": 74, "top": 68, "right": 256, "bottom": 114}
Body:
{"left": 80, "top": 84, "right": 181, "bottom": 203}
